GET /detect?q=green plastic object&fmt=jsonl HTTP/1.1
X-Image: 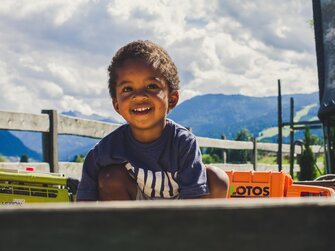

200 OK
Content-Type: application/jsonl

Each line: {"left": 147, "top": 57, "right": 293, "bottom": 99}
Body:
{"left": 0, "top": 169, "right": 77, "bottom": 204}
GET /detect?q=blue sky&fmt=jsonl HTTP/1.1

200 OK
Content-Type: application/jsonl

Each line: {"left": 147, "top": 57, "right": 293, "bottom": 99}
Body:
{"left": 0, "top": 0, "right": 317, "bottom": 121}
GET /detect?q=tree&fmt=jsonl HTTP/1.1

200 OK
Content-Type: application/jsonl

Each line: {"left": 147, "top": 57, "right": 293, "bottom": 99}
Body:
{"left": 235, "top": 129, "right": 252, "bottom": 141}
{"left": 309, "top": 134, "right": 322, "bottom": 145}
{"left": 205, "top": 147, "right": 224, "bottom": 162}
{"left": 73, "top": 154, "right": 85, "bottom": 163}
{"left": 228, "top": 129, "right": 252, "bottom": 163}
{"left": 202, "top": 154, "right": 216, "bottom": 164}
{"left": 20, "top": 154, "right": 29, "bottom": 162}
{"left": 298, "top": 128, "right": 317, "bottom": 181}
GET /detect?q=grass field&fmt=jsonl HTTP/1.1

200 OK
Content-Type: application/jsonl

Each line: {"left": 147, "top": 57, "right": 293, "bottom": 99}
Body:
{"left": 294, "top": 103, "right": 317, "bottom": 122}
{"left": 257, "top": 127, "right": 290, "bottom": 141}
{"left": 257, "top": 103, "right": 318, "bottom": 141}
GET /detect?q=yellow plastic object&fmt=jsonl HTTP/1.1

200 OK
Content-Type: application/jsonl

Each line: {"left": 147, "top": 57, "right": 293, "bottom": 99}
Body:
{"left": 0, "top": 169, "right": 75, "bottom": 204}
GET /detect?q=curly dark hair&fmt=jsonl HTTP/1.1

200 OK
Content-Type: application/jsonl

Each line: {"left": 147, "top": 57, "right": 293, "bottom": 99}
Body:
{"left": 108, "top": 40, "right": 180, "bottom": 98}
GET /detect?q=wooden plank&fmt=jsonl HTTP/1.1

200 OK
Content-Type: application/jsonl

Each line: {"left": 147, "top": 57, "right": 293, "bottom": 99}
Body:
{"left": 0, "top": 111, "right": 49, "bottom": 132}
{"left": 58, "top": 162, "right": 83, "bottom": 180}
{"left": 265, "top": 143, "right": 288, "bottom": 153}
{"left": 0, "top": 162, "right": 82, "bottom": 180}
{"left": 214, "top": 163, "right": 301, "bottom": 172}
{"left": 58, "top": 114, "right": 120, "bottom": 138}
{"left": 257, "top": 142, "right": 279, "bottom": 152}
{"left": 0, "top": 198, "right": 334, "bottom": 251}
{"left": 198, "top": 137, "right": 323, "bottom": 154}
{"left": 197, "top": 137, "right": 254, "bottom": 150}
{"left": 256, "top": 143, "right": 323, "bottom": 154}
{"left": 0, "top": 162, "right": 50, "bottom": 173}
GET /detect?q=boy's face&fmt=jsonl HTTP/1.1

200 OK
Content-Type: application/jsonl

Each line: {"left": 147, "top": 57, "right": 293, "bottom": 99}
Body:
{"left": 113, "top": 58, "right": 178, "bottom": 141}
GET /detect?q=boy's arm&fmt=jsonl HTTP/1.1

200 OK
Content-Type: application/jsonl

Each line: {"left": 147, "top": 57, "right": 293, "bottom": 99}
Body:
{"left": 177, "top": 137, "right": 209, "bottom": 199}
{"left": 185, "top": 165, "right": 230, "bottom": 199}
{"left": 76, "top": 149, "right": 100, "bottom": 201}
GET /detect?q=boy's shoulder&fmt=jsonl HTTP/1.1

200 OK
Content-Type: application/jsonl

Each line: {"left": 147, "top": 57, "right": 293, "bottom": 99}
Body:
{"left": 166, "top": 119, "right": 197, "bottom": 143}
{"left": 166, "top": 118, "right": 186, "bottom": 130}
{"left": 94, "top": 123, "right": 128, "bottom": 150}
{"left": 90, "top": 124, "right": 130, "bottom": 164}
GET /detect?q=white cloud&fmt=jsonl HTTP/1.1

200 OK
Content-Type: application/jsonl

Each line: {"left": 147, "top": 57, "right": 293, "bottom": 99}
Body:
{"left": 19, "top": 56, "right": 44, "bottom": 72}
{"left": 0, "top": 0, "right": 88, "bottom": 25}
{"left": 179, "top": 89, "right": 201, "bottom": 103}
{"left": 59, "top": 95, "right": 94, "bottom": 115}
{"left": 47, "top": 62, "right": 77, "bottom": 84}
{"left": 0, "top": 0, "right": 318, "bottom": 117}
{"left": 37, "top": 81, "right": 64, "bottom": 99}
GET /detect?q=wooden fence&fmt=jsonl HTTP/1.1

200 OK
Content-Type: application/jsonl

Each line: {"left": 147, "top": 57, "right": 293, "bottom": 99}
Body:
{"left": 0, "top": 110, "right": 324, "bottom": 176}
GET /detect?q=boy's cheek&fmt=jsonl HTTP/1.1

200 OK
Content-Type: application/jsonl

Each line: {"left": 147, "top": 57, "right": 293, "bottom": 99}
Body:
{"left": 156, "top": 90, "right": 168, "bottom": 100}
{"left": 112, "top": 99, "right": 120, "bottom": 112}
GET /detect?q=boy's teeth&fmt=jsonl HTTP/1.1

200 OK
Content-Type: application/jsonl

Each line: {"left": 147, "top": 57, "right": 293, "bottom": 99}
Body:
{"left": 133, "top": 107, "right": 150, "bottom": 112}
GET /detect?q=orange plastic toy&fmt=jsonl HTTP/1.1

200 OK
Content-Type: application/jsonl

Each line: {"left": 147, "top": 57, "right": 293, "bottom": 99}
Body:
{"left": 226, "top": 170, "right": 335, "bottom": 198}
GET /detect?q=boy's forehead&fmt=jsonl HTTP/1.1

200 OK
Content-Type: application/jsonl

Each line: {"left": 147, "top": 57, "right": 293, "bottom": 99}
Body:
{"left": 115, "top": 58, "right": 166, "bottom": 81}
{"left": 119, "top": 58, "right": 153, "bottom": 70}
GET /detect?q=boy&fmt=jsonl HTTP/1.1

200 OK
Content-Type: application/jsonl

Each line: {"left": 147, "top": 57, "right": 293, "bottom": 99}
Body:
{"left": 77, "top": 40, "right": 229, "bottom": 201}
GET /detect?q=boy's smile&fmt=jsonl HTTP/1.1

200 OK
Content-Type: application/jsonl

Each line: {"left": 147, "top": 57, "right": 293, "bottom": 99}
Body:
{"left": 113, "top": 58, "right": 178, "bottom": 143}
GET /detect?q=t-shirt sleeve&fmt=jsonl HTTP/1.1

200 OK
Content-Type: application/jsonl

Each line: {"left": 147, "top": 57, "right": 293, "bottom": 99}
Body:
{"left": 76, "top": 149, "right": 99, "bottom": 201}
{"left": 177, "top": 137, "right": 209, "bottom": 199}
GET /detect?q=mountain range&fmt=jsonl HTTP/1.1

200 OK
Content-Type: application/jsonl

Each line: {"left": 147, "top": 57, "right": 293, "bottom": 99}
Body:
{"left": 169, "top": 92, "right": 320, "bottom": 139}
{"left": 0, "top": 92, "right": 321, "bottom": 161}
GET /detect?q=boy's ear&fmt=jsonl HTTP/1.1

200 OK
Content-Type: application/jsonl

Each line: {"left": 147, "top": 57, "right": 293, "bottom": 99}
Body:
{"left": 112, "top": 99, "right": 120, "bottom": 113}
{"left": 168, "top": 91, "right": 179, "bottom": 112}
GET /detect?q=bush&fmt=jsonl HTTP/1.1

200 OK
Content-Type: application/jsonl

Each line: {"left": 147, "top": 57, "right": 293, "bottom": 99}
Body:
{"left": 73, "top": 154, "right": 85, "bottom": 163}
{"left": 205, "top": 147, "right": 224, "bottom": 162}
{"left": 228, "top": 129, "right": 252, "bottom": 163}
{"left": 0, "top": 154, "right": 6, "bottom": 162}
{"left": 298, "top": 128, "right": 317, "bottom": 181}
{"left": 202, "top": 154, "right": 220, "bottom": 164}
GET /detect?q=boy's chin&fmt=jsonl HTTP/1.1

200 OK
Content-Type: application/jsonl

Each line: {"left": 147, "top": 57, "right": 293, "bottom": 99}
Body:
{"left": 129, "top": 119, "right": 166, "bottom": 129}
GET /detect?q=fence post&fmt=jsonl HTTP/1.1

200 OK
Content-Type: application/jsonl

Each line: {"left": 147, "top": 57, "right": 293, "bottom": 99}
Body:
{"left": 252, "top": 137, "right": 257, "bottom": 170}
{"left": 221, "top": 135, "right": 227, "bottom": 163}
{"left": 289, "top": 98, "right": 295, "bottom": 177}
{"left": 42, "top": 110, "right": 59, "bottom": 173}
{"left": 277, "top": 79, "right": 283, "bottom": 171}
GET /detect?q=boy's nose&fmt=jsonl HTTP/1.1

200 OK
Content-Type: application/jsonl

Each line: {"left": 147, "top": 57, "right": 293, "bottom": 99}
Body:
{"left": 132, "top": 88, "right": 149, "bottom": 99}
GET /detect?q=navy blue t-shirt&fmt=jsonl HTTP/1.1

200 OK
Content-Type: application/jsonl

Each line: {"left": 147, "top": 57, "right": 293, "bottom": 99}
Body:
{"left": 76, "top": 119, "right": 209, "bottom": 200}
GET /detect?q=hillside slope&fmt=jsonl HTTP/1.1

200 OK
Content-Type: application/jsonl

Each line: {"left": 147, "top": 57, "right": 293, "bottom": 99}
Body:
{"left": 0, "top": 130, "right": 41, "bottom": 161}
{"left": 168, "top": 92, "right": 320, "bottom": 140}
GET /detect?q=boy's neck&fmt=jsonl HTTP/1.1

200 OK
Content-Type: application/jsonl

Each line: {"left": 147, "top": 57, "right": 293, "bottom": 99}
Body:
{"left": 130, "top": 120, "right": 167, "bottom": 143}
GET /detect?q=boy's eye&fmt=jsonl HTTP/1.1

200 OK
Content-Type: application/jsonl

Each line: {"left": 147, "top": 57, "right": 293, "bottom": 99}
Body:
{"left": 147, "top": 83, "right": 159, "bottom": 89}
{"left": 122, "top": 87, "right": 132, "bottom": 93}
